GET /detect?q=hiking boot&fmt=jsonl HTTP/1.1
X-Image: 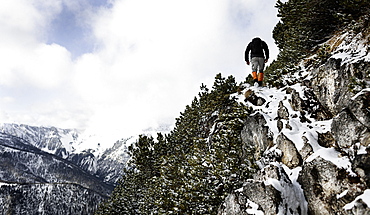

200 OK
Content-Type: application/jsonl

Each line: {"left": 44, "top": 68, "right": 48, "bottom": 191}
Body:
{"left": 258, "top": 81, "right": 263, "bottom": 86}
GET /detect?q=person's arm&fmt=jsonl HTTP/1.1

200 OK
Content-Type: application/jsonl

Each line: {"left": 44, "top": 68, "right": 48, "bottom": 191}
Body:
{"left": 245, "top": 44, "right": 251, "bottom": 65}
{"left": 263, "top": 41, "right": 269, "bottom": 63}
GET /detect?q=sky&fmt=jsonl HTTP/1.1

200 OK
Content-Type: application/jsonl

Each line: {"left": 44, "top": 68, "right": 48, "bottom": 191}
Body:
{"left": 0, "top": 0, "right": 280, "bottom": 143}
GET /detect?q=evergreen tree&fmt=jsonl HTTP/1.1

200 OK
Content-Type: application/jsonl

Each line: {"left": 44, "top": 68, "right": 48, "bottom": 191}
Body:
{"left": 95, "top": 74, "right": 257, "bottom": 214}
{"left": 266, "top": 0, "right": 370, "bottom": 86}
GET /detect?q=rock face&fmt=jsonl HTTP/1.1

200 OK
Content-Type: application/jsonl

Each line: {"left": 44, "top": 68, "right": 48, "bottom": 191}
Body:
{"left": 298, "top": 157, "right": 366, "bottom": 215}
{"left": 219, "top": 25, "right": 370, "bottom": 214}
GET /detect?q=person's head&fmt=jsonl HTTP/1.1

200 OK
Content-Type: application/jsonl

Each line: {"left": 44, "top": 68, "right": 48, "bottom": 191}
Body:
{"left": 252, "top": 37, "right": 261, "bottom": 42}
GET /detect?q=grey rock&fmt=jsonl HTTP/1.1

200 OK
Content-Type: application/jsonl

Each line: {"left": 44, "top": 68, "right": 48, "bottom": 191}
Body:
{"left": 276, "top": 133, "right": 303, "bottom": 168}
{"left": 352, "top": 153, "right": 370, "bottom": 187}
{"left": 288, "top": 87, "right": 332, "bottom": 121}
{"left": 348, "top": 90, "right": 370, "bottom": 127}
{"left": 310, "top": 58, "right": 370, "bottom": 116}
{"left": 241, "top": 113, "right": 274, "bottom": 160}
{"left": 298, "top": 157, "right": 368, "bottom": 215}
{"left": 299, "top": 136, "right": 314, "bottom": 160}
{"left": 218, "top": 180, "right": 281, "bottom": 215}
{"left": 244, "top": 89, "right": 266, "bottom": 106}
{"left": 278, "top": 101, "right": 290, "bottom": 120}
{"left": 332, "top": 108, "right": 369, "bottom": 149}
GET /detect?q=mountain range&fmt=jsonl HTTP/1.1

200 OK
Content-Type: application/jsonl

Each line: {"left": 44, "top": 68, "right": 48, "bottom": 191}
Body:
{"left": 0, "top": 123, "right": 131, "bottom": 214}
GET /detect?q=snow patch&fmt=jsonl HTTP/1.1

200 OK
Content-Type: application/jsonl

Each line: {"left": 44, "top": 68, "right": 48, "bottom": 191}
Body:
{"left": 337, "top": 190, "right": 348, "bottom": 199}
{"left": 344, "top": 189, "right": 370, "bottom": 210}
{"left": 246, "top": 199, "right": 264, "bottom": 215}
{"left": 330, "top": 31, "right": 370, "bottom": 64}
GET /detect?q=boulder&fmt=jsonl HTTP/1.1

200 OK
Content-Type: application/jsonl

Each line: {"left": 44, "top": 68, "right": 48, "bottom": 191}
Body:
{"left": 288, "top": 87, "right": 333, "bottom": 121}
{"left": 218, "top": 180, "right": 281, "bottom": 215}
{"left": 277, "top": 101, "right": 290, "bottom": 120}
{"left": 276, "top": 133, "right": 303, "bottom": 168}
{"left": 241, "top": 113, "right": 274, "bottom": 160}
{"left": 244, "top": 89, "right": 266, "bottom": 106}
{"left": 331, "top": 90, "right": 370, "bottom": 150}
{"left": 298, "top": 157, "right": 367, "bottom": 215}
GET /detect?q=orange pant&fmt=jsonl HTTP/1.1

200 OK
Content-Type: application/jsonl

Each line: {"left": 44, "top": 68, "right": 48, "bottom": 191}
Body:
{"left": 252, "top": 72, "right": 264, "bottom": 81}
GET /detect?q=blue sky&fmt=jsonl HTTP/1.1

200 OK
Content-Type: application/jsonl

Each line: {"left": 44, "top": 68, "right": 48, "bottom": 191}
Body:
{"left": 46, "top": 0, "right": 113, "bottom": 58}
{"left": 0, "top": 0, "right": 280, "bottom": 142}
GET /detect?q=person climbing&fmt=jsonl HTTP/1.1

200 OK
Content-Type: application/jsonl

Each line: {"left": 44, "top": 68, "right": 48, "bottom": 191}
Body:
{"left": 245, "top": 37, "right": 269, "bottom": 86}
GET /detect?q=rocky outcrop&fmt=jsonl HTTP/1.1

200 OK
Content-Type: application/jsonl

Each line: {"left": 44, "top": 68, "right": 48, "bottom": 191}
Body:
{"left": 298, "top": 157, "right": 366, "bottom": 215}
{"left": 276, "top": 133, "right": 302, "bottom": 168}
{"left": 219, "top": 25, "right": 370, "bottom": 214}
{"left": 241, "top": 113, "right": 274, "bottom": 161}
{"left": 218, "top": 181, "right": 281, "bottom": 215}
{"left": 219, "top": 164, "right": 307, "bottom": 215}
{"left": 331, "top": 91, "right": 370, "bottom": 151}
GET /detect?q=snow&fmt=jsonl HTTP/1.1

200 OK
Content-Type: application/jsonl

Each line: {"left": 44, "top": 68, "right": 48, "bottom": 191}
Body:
{"left": 60, "top": 133, "right": 75, "bottom": 153}
{"left": 235, "top": 187, "right": 243, "bottom": 192}
{"left": 330, "top": 31, "right": 370, "bottom": 64}
{"left": 246, "top": 199, "right": 264, "bottom": 215}
{"left": 344, "top": 189, "right": 370, "bottom": 210}
{"left": 238, "top": 80, "right": 359, "bottom": 177}
{"left": 356, "top": 142, "right": 368, "bottom": 155}
{"left": 0, "top": 182, "right": 16, "bottom": 187}
{"left": 351, "top": 88, "right": 370, "bottom": 100}
{"left": 234, "top": 50, "right": 368, "bottom": 212}
{"left": 337, "top": 190, "right": 348, "bottom": 199}
{"left": 306, "top": 147, "right": 356, "bottom": 176}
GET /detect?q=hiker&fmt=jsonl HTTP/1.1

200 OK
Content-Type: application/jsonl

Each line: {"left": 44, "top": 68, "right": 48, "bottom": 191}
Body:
{"left": 245, "top": 37, "right": 269, "bottom": 86}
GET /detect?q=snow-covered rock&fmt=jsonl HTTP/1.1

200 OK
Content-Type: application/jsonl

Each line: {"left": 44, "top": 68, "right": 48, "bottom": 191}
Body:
{"left": 219, "top": 22, "right": 370, "bottom": 215}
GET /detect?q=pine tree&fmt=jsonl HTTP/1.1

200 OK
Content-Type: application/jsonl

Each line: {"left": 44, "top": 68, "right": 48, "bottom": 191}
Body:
{"left": 96, "top": 74, "right": 258, "bottom": 214}
{"left": 266, "top": 0, "right": 370, "bottom": 86}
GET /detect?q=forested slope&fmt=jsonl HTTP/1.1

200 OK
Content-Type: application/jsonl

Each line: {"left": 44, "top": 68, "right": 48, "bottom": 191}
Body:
{"left": 96, "top": 0, "right": 370, "bottom": 214}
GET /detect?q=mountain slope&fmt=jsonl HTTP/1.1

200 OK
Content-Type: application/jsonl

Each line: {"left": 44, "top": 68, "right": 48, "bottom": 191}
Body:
{"left": 0, "top": 124, "right": 132, "bottom": 214}
{"left": 218, "top": 14, "right": 370, "bottom": 215}
{"left": 0, "top": 131, "right": 115, "bottom": 215}
{"left": 0, "top": 123, "right": 130, "bottom": 184}
{"left": 0, "top": 132, "right": 114, "bottom": 195}
{"left": 0, "top": 182, "right": 104, "bottom": 215}
{"left": 96, "top": 12, "right": 370, "bottom": 215}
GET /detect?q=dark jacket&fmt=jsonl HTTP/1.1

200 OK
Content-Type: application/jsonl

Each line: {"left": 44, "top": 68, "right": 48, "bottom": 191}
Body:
{"left": 245, "top": 38, "right": 269, "bottom": 62}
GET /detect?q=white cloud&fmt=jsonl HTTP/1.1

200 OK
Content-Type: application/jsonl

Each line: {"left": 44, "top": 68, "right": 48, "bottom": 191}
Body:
{"left": 0, "top": 0, "right": 280, "bottom": 141}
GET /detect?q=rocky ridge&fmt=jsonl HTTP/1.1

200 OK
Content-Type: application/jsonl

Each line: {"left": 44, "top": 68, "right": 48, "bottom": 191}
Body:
{"left": 0, "top": 125, "right": 132, "bottom": 214}
{"left": 0, "top": 123, "right": 131, "bottom": 184}
{"left": 218, "top": 20, "right": 370, "bottom": 214}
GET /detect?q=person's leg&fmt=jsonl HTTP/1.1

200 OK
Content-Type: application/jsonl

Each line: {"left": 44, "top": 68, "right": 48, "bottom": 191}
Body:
{"left": 251, "top": 57, "right": 258, "bottom": 84}
{"left": 258, "top": 72, "right": 264, "bottom": 86}
{"left": 257, "top": 57, "right": 265, "bottom": 86}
